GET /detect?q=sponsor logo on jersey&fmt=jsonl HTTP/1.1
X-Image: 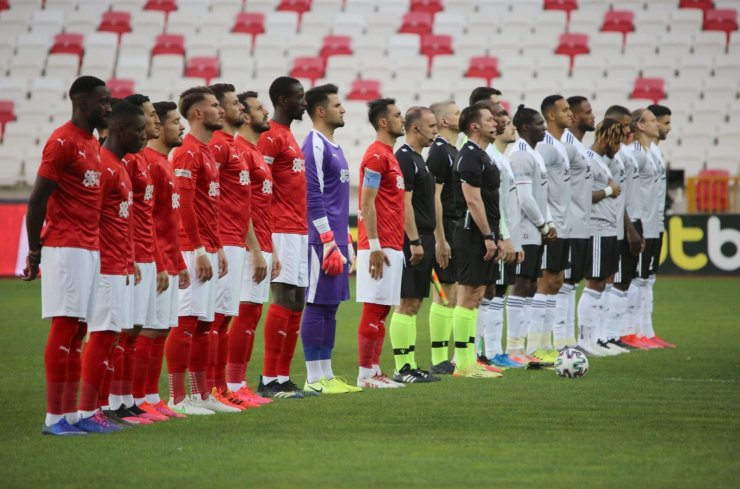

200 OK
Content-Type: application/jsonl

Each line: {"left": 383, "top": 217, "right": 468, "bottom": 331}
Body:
{"left": 174, "top": 169, "right": 192, "bottom": 178}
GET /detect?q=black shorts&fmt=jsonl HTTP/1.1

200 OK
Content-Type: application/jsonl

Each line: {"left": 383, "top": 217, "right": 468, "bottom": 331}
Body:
{"left": 565, "top": 238, "right": 590, "bottom": 282}
{"left": 615, "top": 220, "right": 642, "bottom": 285}
{"left": 652, "top": 231, "right": 664, "bottom": 274}
{"left": 516, "top": 244, "right": 543, "bottom": 279}
{"left": 401, "top": 233, "right": 435, "bottom": 299}
{"left": 496, "top": 261, "right": 516, "bottom": 286}
{"left": 452, "top": 220, "right": 498, "bottom": 287}
{"left": 432, "top": 217, "right": 457, "bottom": 284}
{"left": 639, "top": 238, "right": 659, "bottom": 279}
{"left": 542, "top": 238, "right": 570, "bottom": 272}
{"left": 586, "top": 235, "right": 619, "bottom": 280}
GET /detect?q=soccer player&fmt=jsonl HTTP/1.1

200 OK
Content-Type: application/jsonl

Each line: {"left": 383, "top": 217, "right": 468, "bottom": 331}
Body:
{"left": 256, "top": 77, "right": 310, "bottom": 399}
{"left": 389, "top": 106, "right": 441, "bottom": 383}
{"left": 76, "top": 102, "right": 148, "bottom": 432}
{"left": 531, "top": 95, "right": 573, "bottom": 361}
{"left": 469, "top": 86, "right": 503, "bottom": 105}
{"left": 301, "top": 84, "right": 362, "bottom": 394}
{"left": 166, "top": 86, "right": 237, "bottom": 415}
{"left": 450, "top": 102, "right": 502, "bottom": 378}
{"left": 577, "top": 119, "right": 623, "bottom": 354}
{"left": 24, "top": 76, "right": 110, "bottom": 436}
{"left": 427, "top": 100, "right": 461, "bottom": 374}
{"left": 228, "top": 91, "right": 275, "bottom": 404}
{"left": 355, "top": 98, "right": 407, "bottom": 389}
{"left": 506, "top": 105, "right": 554, "bottom": 363}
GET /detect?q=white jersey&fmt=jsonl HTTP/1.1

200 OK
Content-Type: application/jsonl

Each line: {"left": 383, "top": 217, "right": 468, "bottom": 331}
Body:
{"left": 536, "top": 131, "right": 571, "bottom": 239}
{"left": 649, "top": 142, "right": 667, "bottom": 233}
{"left": 632, "top": 141, "right": 662, "bottom": 239}
{"left": 487, "top": 143, "right": 522, "bottom": 251}
{"left": 619, "top": 143, "right": 641, "bottom": 223}
{"left": 607, "top": 152, "right": 628, "bottom": 240}
{"left": 587, "top": 149, "right": 618, "bottom": 237}
{"left": 508, "top": 138, "right": 550, "bottom": 246}
{"left": 562, "top": 129, "right": 592, "bottom": 239}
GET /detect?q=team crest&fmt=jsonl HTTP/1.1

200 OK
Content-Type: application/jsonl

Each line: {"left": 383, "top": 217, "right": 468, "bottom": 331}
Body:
{"left": 119, "top": 200, "right": 130, "bottom": 218}
{"left": 171, "top": 192, "right": 180, "bottom": 209}
{"left": 261, "top": 179, "right": 273, "bottom": 194}
{"left": 208, "top": 181, "right": 220, "bottom": 197}
{"left": 292, "top": 158, "right": 304, "bottom": 173}
{"left": 83, "top": 169, "right": 101, "bottom": 188}
{"left": 144, "top": 184, "right": 154, "bottom": 201}
{"left": 239, "top": 169, "right": 250, "bottom": 185}
{"left": 396, "top": 175, "right": 404, "bottom": 189}
{"left": 340, "top": 169, "right": 350, "bottom": 184}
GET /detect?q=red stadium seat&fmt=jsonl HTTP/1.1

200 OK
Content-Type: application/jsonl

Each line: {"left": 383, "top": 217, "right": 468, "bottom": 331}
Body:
{"left": 152, "top": 34, "right": 186, "bottom": 56}
{"left": 555, "top": 33, "right": 589, "bottom": 74}
{"left": 703, "top": 9, "right": 738, "bottom": 49}
{"left": 50, "top": 33, "right": 85, "bottom": 58}
{"left": 106, "top": 79, "right": 135, "bottom": 99}
{"left": 185, "top": 56, "right": 220, "bottom": 85}
{"left": 696, "top": 169, "right": 730, "bottom": 212}
{"left": 544, "top": 0, "right": 578, "bottom": 27}
{"left": 420, "top": 34, "right": 454, "bottom": 74}
{"left": 347, "top": 79, "right": 382, "bottom": 101}
{"left": 0, "top": 100, "right": 15, "bottom": 140}
{"left": 145, "top": 0, "right": 178, "bottom": 14}
{"left": 320, "top": 35, "right": 353, "bottom": 58}
{"left": 232, "top": 12, "right": 266, "bottom": 49}
{"left": 399, "top": 12, "right": 433, "bottom": 35}
{"left": 630, "top": 78, "right": 665, "bottom": 104}
{"left": 679, "top": 0, "right": 715, "bottom": 15}
{"left": 98, "top": 12, "right": 132, "bottom": 38}
{"left": 464, "top": 56, "right": 500, "bottom": 86}
{"left": 0, "top": 0, "right": 9, "bottom": 11}
{"left": 289, "top": 56, "right": 326, "bottom": 86}
{"left": 601, "top": 10, "right": 634, "bottom": 47}
{"left": 278, "top": 0, "right": 312, "bottom": 15}
{"left": 410, "top": 0, "right": 444, "bottom": 16}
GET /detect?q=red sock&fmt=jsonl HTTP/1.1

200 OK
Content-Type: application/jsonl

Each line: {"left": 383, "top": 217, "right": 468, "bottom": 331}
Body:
{"left": 276, "top": 310, "right": 302, "bottom": 377}
{"left": 105, "top": 340, "right": 124, "bottom": 404}
{"left": 207, "top": 313, "right": 223, "bottom": 391}
{"left": 188, "top": 320, "right": 212, "bottom": 398}
{"left": 227, "top": 303, "right": 262, "bottom": 384}
{"left": 111, "top": 331, "right": 137, "bottom": 397}
{"left": 216, "top": 316, "right": 230, "bottom": 393}
{"left": 166, "top": 316, "right": 198, "bottom": 403}
{"left": 357, "top": 303, "right": 390, "bottom": 369}
{"left": 262, "top": 304, "right": 291, "bottom": 378}
{"left": 62, "top": 321, "right": 87, "bottom": 415}
{"left": 45, "top": 317, "right": 80, "bottom": 415}
{"left": 372, "top": 315, "right": 388, "bottom": 366}
{"left": 98, "top": 361, "right": 115, "bottom": 409}
{"left": 132, "top": 334, "right": 153, "bottom": 400}
{"left": 145, "top": 335, "right": 167, "bottom": 398}
{"left": 79, "top": 331, "right": 117, "bottom": 412}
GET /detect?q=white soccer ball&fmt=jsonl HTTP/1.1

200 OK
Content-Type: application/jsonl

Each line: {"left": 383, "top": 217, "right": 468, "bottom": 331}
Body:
{"left": 555, "top": 348, "right": 589, "bottom": 378}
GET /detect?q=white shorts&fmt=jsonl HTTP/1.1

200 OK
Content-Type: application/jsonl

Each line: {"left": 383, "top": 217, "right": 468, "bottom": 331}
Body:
{"left": 155, "top": 274, "right": 179, "bottom": 329}
{"left": 178, "top": 251, "right": 218, "bottom": 322}
{"left": 88, "top": 274, "right": 134, "bottom": 333}
{"left": 216, "top": 245, "right": 246, "bottom": 316}
{"left": 240, "top": 250, "right": 273, "bottom": 304}
{"left": 271, "top": 233, "right": 308, "bottom": 287}
{"left": 41, "top": 247, "right": 100, "bottom": 321}
{"left": 133, "top": 261, "right": 158, "bottom": 327}
{"left": 355, "top": 248, "right": 405, "bottom": 306}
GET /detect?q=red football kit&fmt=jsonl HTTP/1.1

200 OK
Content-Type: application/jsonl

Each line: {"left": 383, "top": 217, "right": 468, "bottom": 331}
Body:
{"left": 210, "top": 129, "right": 251, "bottom": 248}
{"left": 236, "top": 135, "right": 273, "bottom": 252}
{"left": 99, "top": 147, "right": 134, "bottom": 275}
{"left": 122, "top": 152, "right": 163, "bottom": 269}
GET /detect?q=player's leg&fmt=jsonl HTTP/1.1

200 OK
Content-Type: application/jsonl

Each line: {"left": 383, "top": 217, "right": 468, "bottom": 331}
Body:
{"left": 429, "top": 283, "right": 456, "bottom": 373}
{"left": 506, "top": 245, "right": 540, "bottom": 362}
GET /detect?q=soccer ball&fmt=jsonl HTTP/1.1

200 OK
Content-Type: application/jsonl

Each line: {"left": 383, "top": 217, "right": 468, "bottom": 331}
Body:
{"left": 554, "top": 348, "right": 589, "bottom": 378}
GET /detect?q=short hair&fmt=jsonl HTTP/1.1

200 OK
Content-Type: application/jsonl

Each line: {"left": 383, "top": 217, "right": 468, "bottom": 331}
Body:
{"left": 124, "top": 93, "right": 150, "bottom": 107}
{"left": 153, "top": 101, "right": 178, "bottom": 122}
{"left": 178, "top": 86, "right": 215, "bottom": 119}
{"left": 567, "top": 95, "right": 589, "bottom": 111}
{"left": 367, "top": 98, "right": 396, "bottom": 129}
{"left": 107, "top": 101, "right": 144, "bottom": 127}
{"left": 209, "top": 83, "right": 236, "bottom": 104}
{"left": 512, "top": 104, "right": 540, "bottom": 130}
{"left": 594, "top": 118, "right": 624, "bottom": 146}
{"left": 268, "top": 76, "right": 301, "bottom": 106}
{"left": 469, "top": 87, "right": 502, "bottom": 105}
{"left": 237, "top": 91, "right": 259, "bottom": 107}
{"left": 540, "top": 94, "right": 564, "bottom": 117}
{"left": 605, "top": 105, "right": 631, "bottom": 119}
{"left": 647, "top": 104, "right": 672, "bottom": 117}
{"left": 110, "top": 97, "right": 123, "bottom": 108}
{"left": 403, "top": 106, "right": 431, "bottom": 131}
{"left": 630, "top": 108, "right": 648, "bottom": 133}
{"left": 430, "top": 100, "right": 455, "bottom": 122}
{"left": 459, "top": 101, "right": 491, "bottom": 135}
{"left": 305, "top": 83, "right": 339, "bottom": 117}
{"left": 69, "top": 76, "right": 106, "bottom": 99}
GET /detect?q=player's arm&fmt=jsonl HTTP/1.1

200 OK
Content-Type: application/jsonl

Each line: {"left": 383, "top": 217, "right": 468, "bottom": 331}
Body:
{"left": 245, "top": 219, "right": 267, "bottom": 283}
{"left": 511, "top": 153, "right": 549, "bottom": 236}
{"left": 592, "top": 180, "right": 620, "bottom": 203}
{"left": 174, "top": 158, "right": 212, "bottom": 281}
{"left": 432, "top": 183, "right": 450, "bottom": 268}
{"left": 151, "top": 227, "right": 169, "bottom": 293}
{"left": 360, "top": 167, "right": 390, "bottom": 280}
{"left": 23, "top": 176, "right": 58, "bottom": 280}
{"left": 458, "top": 153, "right": 496, "bottom": 261}
{"left": 624, "top": 209, "right": 642, "bottom": 255}
{"left": 398, "top": 153, "right": 423, "bottom": 266}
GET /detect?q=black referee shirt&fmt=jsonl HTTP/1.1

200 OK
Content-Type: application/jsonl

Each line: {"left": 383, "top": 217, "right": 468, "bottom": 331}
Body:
{"left": 396, "top": 143, "right": 436, "bottom": 234}
{"left": 426, "top": 135, "right": 459, "bottom": 220}
{"left": 453, "top": 139, "right": 501, "bottom": 232}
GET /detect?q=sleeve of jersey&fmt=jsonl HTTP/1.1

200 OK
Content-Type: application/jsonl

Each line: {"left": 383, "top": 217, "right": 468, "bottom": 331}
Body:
{"left": 511, "top": 153, "right": 546, "bottom": 227}
{"left": 173, "top": 154, "right": 202, "bottom": 249}
{"left": 36, "top": 138, "right": 70, "bottom": 182}
{"left": 457, "top": 152, "right": 482, "bottom": 188}
{"left": 426, "top": 146, "right": 448, "bottom": 184}
{"left": 305, "top": 137, "right": 331, "bottom": 234}
{"left": 397, "top": 152, "right": 416, "bottom": 192}
{"left": 499, "top": 192, "right": 510, "bottom": 240}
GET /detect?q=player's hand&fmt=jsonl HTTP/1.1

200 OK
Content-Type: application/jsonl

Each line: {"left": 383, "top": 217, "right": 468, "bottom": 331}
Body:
{"left": 409, "top": 243, "right": 424, "bottom": 266}
{"left": 640, "top": 236, "right": 646, "bottom": 252}
{"left": 516, "top": 250, "right": 525, "bottom": 264}
{"left": 178, "top": 269, "right": 191, "bottom": 289}
{"left": 217, "top": 248, "right": 228, "bottom": 278}
{"left": 347, "top": 234, "right": 356, "bottom": 273}
{"left": 369, "top": 250, "right": 391, "bottom": 280}
{"left": 608, "top": 181, "right": 621, "bottom": 198}
{"left": 627, "top": 225, "right": 642, "bottom": 256}
{"left": 134, "top": 263, "right": 142, "bottom": 285}
{"left": 156, "top": 270, "right": 169, "bottom": 294}
{"left": 500, "top": 238, "right": 515, "bottom": 264}
{"left": 251, "top": 250, "right": 267, "bottom": 284}
{"left": 195, "top": 254, "right": 213, "bottom": 281}
{"left": 22, "top": 249, "right": 41, "bottom": 281}
{"left": 483, "top": 239, "right": 498, "bottom": 261}
{"left": 271, "top": 254, "right": 282, "bottom": 280}
{"left": 544, "top": 225, "right": 557, "bottom": 243}
{"left": 435, "top": 239, "right": 451, "bottom": 269}
{"left": 320, "top": 231, "right": 347, "bottom": 276}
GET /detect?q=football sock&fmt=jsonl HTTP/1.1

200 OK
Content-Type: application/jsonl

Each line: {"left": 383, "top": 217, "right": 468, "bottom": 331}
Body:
{"left": 577, "top": 288, "right": 601, "bottom": 345}
{"left": 321, "top": 305, "right": 337, "bottom": 378}
{"left": 372, "top": 314, "right": 387, "bottom": 368}
{"left": 276, "top": 310, "right": 302, "bottom": 378}
{"left": 98, "top": 358, "right": 114, "bottom": 410}
{"left": 79, "top": 331, "right": 117, "bottom": 414}
{"left": 63, "top": 322, "right": 87, "bottom": 424}
{"left": 389, "top": 312, "right": 413, "bottom": 371}
{"left": 605, "top": 287, "right": 628, "bottom": 341}
{"left": 484, "top": 297, "right": 504, "bottom": 358}
{"left": 452, "top": 306, "right": 476, "bottom": 370}
{"left": 301, "top": 303, "right": 325, "bottom": 383}
{"left": 527, "top": 293, "right": 548, "bottom": 353}
{"left": 626, "top": 279, "right": 645, "bottom": 337}
{"left": 216, "top": 315, "right": 231, "bottom": 393}
{"left": 262, "top": 304, "right": 291, "bottom": 382}
{"left": 105, "top": 341, "right": 124, "bottom": 409}
{"left": 643, "top": 275, "right": 656, "bottom": 337}
{"left": 408, "top": 315, "right": 418, "bottom": 369}
{"left": 505, "top": 296, "right": 526, "bottom": 353}
{"left": 132, "top": 334, "right": 153, "bottom": 403}
{"left": 554, "top": 283, "right": 575, "bottom": 348}
{"left": 207, "top": 313, "right": 223, "bottom": 391}
{"left": 567, "top": 285, "right": 577, "bottom": 342}
{"left": 111, "top": 331, "right": 136, "bottom": 406}
{"left": 144, "top": 335, "right": 166, "bottom": 404}
{"left": 166, "top": 315, "right": 197, "bottom": 403}
{"left": 357, "top": 303, "right": 389, "bottom": 373}
{"left": 227, "top": 302, "right": 262, "bottom": 386}
{"left": 188, "top": 320, "right": 212, "bottom": 399}
{"left": 467, "top": 308, "right": 478, "bottom": 366}
{"left": 45, "top": 316, "right": 80, "bottom": 420}
{"left": 543, "top": 295, "right": 556, "bottom": 349}
{"left": 429, "top": 302, "right": 452, "bottom": 365}
{"left": 476, "top": 299, "right": 492, "bottom": 355}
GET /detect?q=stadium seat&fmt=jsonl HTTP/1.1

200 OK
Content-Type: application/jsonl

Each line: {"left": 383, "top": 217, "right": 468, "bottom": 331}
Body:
{"left": 232, "top": 12, "right": 266, "bottom": 49}
{"left": 50, "top": 33, "right": 84, "bottom": 58}
{"left": 669, "top": 9, "right": 704, "bottom": 33}
{"left": 184, "top": 56, "right": 220, "bottom": 84}
{"left": 392, "top": 54, "right": 428, "bottom": 83}
{"left": 366, "top": 12, "right": 401, "bottom": 39}
{"left": 167, "top": 11, "right": 199, "bottom": 34}
{"left": 289, "top": 56, "right": 326, "bottom": 86}
{"left": 299, "top": 11, "right": 333, "bottom": 37}
{"left": 65, "top": 11, "right": 101, "bottom": 34}
{"left": 31, "top": 10, "right": 66, "bottom": 37}
{"left": 98, "top": 11, "right": 133, "bottom": 38}
{"left": 0, "top": 145, "right": 23, "bottom": 186}
{"left": 693, "top": 31, "right": 729, "bottom": 56}
{"left": 45, "top": 54, "right": 81, "bottom": 79}
{"left": 679, "top": 0, "right": 715, "bottom": 14}
{"left": 320, "top": 35, "right": 353, "bottom": 58}
{"left": 106, "top": 78, "right": 136, "bottom": 99}
{"left": 150, "top": 54, "right": 185, "bottom": 80}
{"left": 623, "top": 32, "right": 659, "bottom": 59}
{"left": 278, "top": 0, "right": 312, "bottom": 25}
{"left": 544, "top": 0, "right": 578, "bottom": 27}
{"left": 0, "top": 100, "right": 15, "bottom": 140}
{"left": 399, "top": 12, "right": 434, "bottom": 36}
{"left": 0, "top": 0, "right": 8, "bottom": 11}
{"left": 115, "top": 54, "right": 150, "bottom": 80}
{"left": 331, "top": 13, "right": 365, "bottom": 36}
{"left": 347, "top": 79, "right": 382, "bottom": 101}
{"left": 465, "top": 56, "right": 500, "bottom": 86}
{"left": 409, "top": 0, "right": 444, "bottom": 15}
{"left": 324, "top": 56, "right": 360, "bottom": 85}
{"left": 703, "top": 9, "right": 738, "bottom": 49}
{"left": 555, "top": 33, "right": 590, "bottom": 74}
{"left": 420, "top": 34, "right": 453, "bottom": 74}
{"left": 601, "top": 10, "right": 635, "bottom": 47}
{"left": 433, "top": 12, "right": 466, "bottom": 36}
{"left": 152, "top": 34, "right": 186, "bottom": 56}
{"left": 144, "top": 0, "right": 178, "bottom": 15}
{"left": 630, "top": 77, "right": 666, "bottom": 104}
{"left": 266, "top": 12, "right": 300, "bottom": 37}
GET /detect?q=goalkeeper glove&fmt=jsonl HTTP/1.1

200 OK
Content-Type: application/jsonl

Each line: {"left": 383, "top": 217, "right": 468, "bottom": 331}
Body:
{"left": 320, "top": 231, "right": 346, "bottom": 276}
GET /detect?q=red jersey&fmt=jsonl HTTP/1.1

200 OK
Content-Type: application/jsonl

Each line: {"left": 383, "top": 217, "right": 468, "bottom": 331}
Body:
{"left": 122, "top": 151, "right": 162, "bottom": 267}
{"left": 145, "top": 147, "right": 186, "bottom": 275}
{"left": 257, "top": 120, "right": 306, "bottom": 234}
{"left": 236, "top": 135, "right": 273, "bottom": 252}
{"left": 99, "top": 147, "right": 134, "bottom": 275}
{"left": 210, "top": 130, "right": 251, "bottom": 248}
{"left": 357, "top": 140, "right": 405, "bottom": 251}
{"left": 172, "top": 133, "right": 222, "bottom": 253}
{"left": 37, "top": 121, "right": 102, "bottom": 250}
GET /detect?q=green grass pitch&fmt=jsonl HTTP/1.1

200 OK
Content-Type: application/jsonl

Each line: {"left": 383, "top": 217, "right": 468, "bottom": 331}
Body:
{"left": 0, "top": 277, "right": 738, "bottom": 489}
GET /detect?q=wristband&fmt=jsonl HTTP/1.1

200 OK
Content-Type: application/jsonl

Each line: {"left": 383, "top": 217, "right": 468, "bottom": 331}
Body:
{"left": 409, "top": 238, "right": 421, "bottom": 246}
{"left": 319, "top": 231, "right": 335, "bottom": 244}
{"left": 369, "top": 239, "right": 381, "bottom": 252}
{"left": 483, "top": 233, "right": 496, "bottom": 241}
{"left": 194, "top": 246, "right": 207, "bottom": 257}
{"left": 603, "top": 186, "right": 613, "bottom": 197}
{"left": 539, "top": 224, "right": 550, "bottom": 236}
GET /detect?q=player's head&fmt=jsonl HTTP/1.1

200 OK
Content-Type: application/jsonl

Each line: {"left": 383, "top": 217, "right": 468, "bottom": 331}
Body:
{"left": 125, "top": 93, "right": 161, "bottom": 140}
{"left": 495, "top": 112, "right": 517, "bottom": 145}
{"left": 107, "top": 101, "right": 147, "bottom": 154}
{"left": 368, "top": 98, "right": 404, "bottom": 138}
{"left": 430, "top": 100, "right": 460, "bottom": 133}
{"left": 541, "top": 94, "right": 572, "bottom": 130}
{"left": 647, "top": 104, "right": 671, "bottom": 140}
{"left": 179, "top": 86, "right": 224, "bottom": 131}
{"left": 306, "top": 83, "right": 345, "bottom": 129}
{"left": 593, "top": 118, "right": 624, "bottom": 158}
{"left": 567, "top": 95, "right": 595, "bottom": 132}
{"left": 513, "top": 104, "right": 546, "bottom": 143}
{"left": 404, "top": 106, "right": 437, "bottom": 148}
{"left": 269, "top": 76, "right": 306, "bottom": 121}
{"left": 153, "top": 101, "right": 184, "bottom": 149}
{"left": 460, "top": 101, "right": 496, "bottom": 144}
{"left": 69, "top": 76, "right": 111, "bottom": 130}
{"left": 237, "top": 91, "right": 271, "bottom": 134}
{"left": 605, "top": 105, "right": 632, "bottom": 143}
{"left": 209, "top": 83, "right": 244, "bottom": 129}
{"left": 631, "top": 108, "right": 660, "bottom": 140}
{"left": 469, "top": 87, "right": 502, "bottom": 105}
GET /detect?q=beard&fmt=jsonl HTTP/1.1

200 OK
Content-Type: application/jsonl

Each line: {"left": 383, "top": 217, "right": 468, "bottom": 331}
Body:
{"left": 204, "top": 120, "right": 223, "bottom": 131}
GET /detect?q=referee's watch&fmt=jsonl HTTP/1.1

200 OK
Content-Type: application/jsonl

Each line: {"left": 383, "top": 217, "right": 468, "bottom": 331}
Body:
{"left": 409, "top": 238, "right": 422, "bottom": 246}
{"left": 483, "top": 233, "right": 496, "bottom": 241}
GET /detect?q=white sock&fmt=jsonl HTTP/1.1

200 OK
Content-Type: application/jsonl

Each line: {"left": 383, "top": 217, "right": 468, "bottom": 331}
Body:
{"left": 305, "top": 360, "right": 323, "bottom": 384}
{"left": 606, "top": 287, "right": 628, "bottom": 340}
{"left": 527, "top": 293, "right": 548, "bottom": 353}
{"left": 505, "top": 295, "right": 526, "bottom": 353}
{"left": 594, "top": 290, "right": 608, "bottom": 342}
{"left": 543, "top": 295, "right": 556, "bottom": 349}
{"left": 476, "top": 299, "right": 492, "bottom": 355}
{"left": 78, "top": 410, "right": 96, "bottom": 420}
{"left": 227, "top": 382, "right": 242, "bottom": 392}
{"left": 554, "top": 284, "right": 574, "bottom": 348}
{"left": 567, "top": 286, "right": 577, "bottom": 340}
{"left": 484, "top": 297, "right": 504, "bottom": 357}
{"left": 45, "top": 413, "right": 65, "bottom": 427}
{"left": 577, "top": 288, "right": 601, "bottom": 345}
{"left": 358, "top": 366, "right": 375, "bottom": 379}
{"left": 277, "top": 375, "right": 290, "bottom": 384}
{"left": 108, "top": 394, "right": 125, "bottom": 411}
{"left": 65, "top": 412, "right": 80, "bottom": 424}
{"left": 145, "top": 393, "right": 161, "bottom": 404}
{"left": 134, "top": 397, "right": 145, "bottom": 406}
{"left": 626, "top": 279, "right": 645, "bottom": 336}
{"left": 644, "top": 275, "right": 656, "bottom": 337}
{"left": 372, "top": 364, "right": 383, "bottom": 376}
{"left": 320, "top": 359, "right": 334, "bottom": 380}
{"left": 261, "top": 376, "right": 277, "bottom": 385}
{"left": 122, "top": 394, "right": 135, "bottom": 408}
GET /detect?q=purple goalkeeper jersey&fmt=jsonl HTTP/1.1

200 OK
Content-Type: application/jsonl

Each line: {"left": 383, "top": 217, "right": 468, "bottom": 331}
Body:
{"left": 302, "top": 129, "right": 351, "bottom": 246}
